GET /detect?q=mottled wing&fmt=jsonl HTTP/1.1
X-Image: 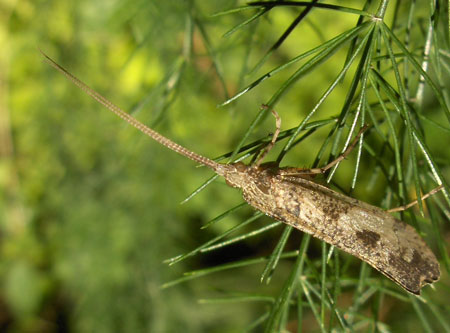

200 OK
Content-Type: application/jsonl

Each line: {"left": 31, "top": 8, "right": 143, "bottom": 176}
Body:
{"left": 244, "top": 174, "right": 440, "bottom": 294}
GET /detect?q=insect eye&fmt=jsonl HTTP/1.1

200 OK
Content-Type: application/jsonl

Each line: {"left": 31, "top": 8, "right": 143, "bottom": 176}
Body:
{"left": 233, "top": 162, "right": 247, "bottom": 172}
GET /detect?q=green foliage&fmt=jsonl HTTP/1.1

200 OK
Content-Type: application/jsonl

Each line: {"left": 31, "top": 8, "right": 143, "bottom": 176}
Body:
{"left": 2, "top": 0, "right": 449, "bottom": 332}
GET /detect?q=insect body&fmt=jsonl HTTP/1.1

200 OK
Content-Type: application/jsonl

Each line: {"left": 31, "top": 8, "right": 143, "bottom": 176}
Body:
{"left": 218, "top": 162, "right": 439, "bottom": 294}
{"left": 42, "top": 51, "right": 440, "bottom": 295}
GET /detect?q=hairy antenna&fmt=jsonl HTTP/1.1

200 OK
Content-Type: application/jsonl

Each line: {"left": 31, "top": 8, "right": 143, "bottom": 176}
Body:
{"left": 40, "top": 50, "right": 220, "bottom": 171}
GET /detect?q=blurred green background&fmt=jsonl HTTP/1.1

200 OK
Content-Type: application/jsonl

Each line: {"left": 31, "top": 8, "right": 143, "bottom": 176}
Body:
{"left": 1, "top": 0, "right": 449, "bottom": 332}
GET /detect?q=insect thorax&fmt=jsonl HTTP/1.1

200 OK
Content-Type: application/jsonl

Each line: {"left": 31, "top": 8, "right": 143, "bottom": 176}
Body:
{"left": 216, "top": 162, "right": 279, "bottom": 194}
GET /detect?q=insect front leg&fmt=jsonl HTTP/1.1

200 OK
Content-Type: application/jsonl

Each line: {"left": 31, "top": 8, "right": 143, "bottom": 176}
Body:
{"left": 255, "top": 105, "right": 281, "bottom": 167}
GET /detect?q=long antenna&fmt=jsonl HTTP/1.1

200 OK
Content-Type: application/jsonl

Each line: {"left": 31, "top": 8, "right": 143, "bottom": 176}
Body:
{"left": 40, "top": 50, "right": 221, "bottom": 171}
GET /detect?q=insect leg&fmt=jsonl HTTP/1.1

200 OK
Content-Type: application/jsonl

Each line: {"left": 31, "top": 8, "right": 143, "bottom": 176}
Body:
{"left": 280, "top": 125, "right": 369, "bottom": 176}
{"left": 387, "top": 185, "right": 444, "bottom": 213}
{"left": 255, "top": 105, "right": 281, "bottom": 166}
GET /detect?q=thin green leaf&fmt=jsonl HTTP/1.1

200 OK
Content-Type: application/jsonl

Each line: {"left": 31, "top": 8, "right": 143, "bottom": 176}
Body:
{"left": 409, "top": 294, "right": 434, "bottom": 333}
{"left": 244, "top": 312, "right": 270, "bottom": 332}
{"left": 162, "top": 251, "right": 300, "bottom": 289}
{"left": 380, "top": 22, "right": 424, "bottom": 215}
{"left": 382, "top": 21, "right": 450, "bottom": 123}
{"left": 326, "top": 26, "right": 375, "bottom": 183}
{"left": 222, "top": 7, "right": 268, "bottom": 38}
{"left": 369, "top": 71, "right": 406, "bottom": 202}
{"left": 280, "top": 24, "right": 375, "bottom": 161}
{"left": 264, "top": 235, "right": 311, "bottom": 333}
{"left": 260, "top": 225, "right": 293, "bottom": 284}
{"left": 201, "top": 221, "right": 281, "bottom": 252}
{"left": 422, "top": 294, "right": 450, "bottom": 332}
{"left": 201, "top": 202, "right": 247, "bottom": 229}
{"left": 248, "top": 1, "right": 371, "bottom": 17}
{"left": 181, "top": 174, "right": 219, "bottom": 204}
{"left": 300, "top": 278, "right": 326, "bottom": 333}
{"left": 320, "top": 242, "right": 327, "bottom": 326}
{"left": 211, "top": 5, "right": 260, "bottom": 17}
{"left": 249, "top": 0, "right": 319, "bottom": 74}
{"left": 194, "top": 16, "right": 230, "bottom": 100}
{"left": 198, "top": 294, "right": 275, "bottom": 304}
{"left": 219, "top": 22, "right": 370, "bottom": 106}
{"left": 165, "top": 212, "right": 263, "bottom": 265}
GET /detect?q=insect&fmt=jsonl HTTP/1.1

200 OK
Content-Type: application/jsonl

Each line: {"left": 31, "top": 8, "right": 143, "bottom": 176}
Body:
{"left": 41, "top": 51, "right": 440, "bottom": 295}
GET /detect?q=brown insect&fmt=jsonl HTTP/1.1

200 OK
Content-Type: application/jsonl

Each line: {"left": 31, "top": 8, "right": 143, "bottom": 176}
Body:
{"left": 41, "top": 51, "right": 440, "bottom": 295}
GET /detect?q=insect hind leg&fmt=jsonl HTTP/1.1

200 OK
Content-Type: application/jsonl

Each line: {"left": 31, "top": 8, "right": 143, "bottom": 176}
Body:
{"left": 387, "top": 185, "right": 444, "bottom": 213}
